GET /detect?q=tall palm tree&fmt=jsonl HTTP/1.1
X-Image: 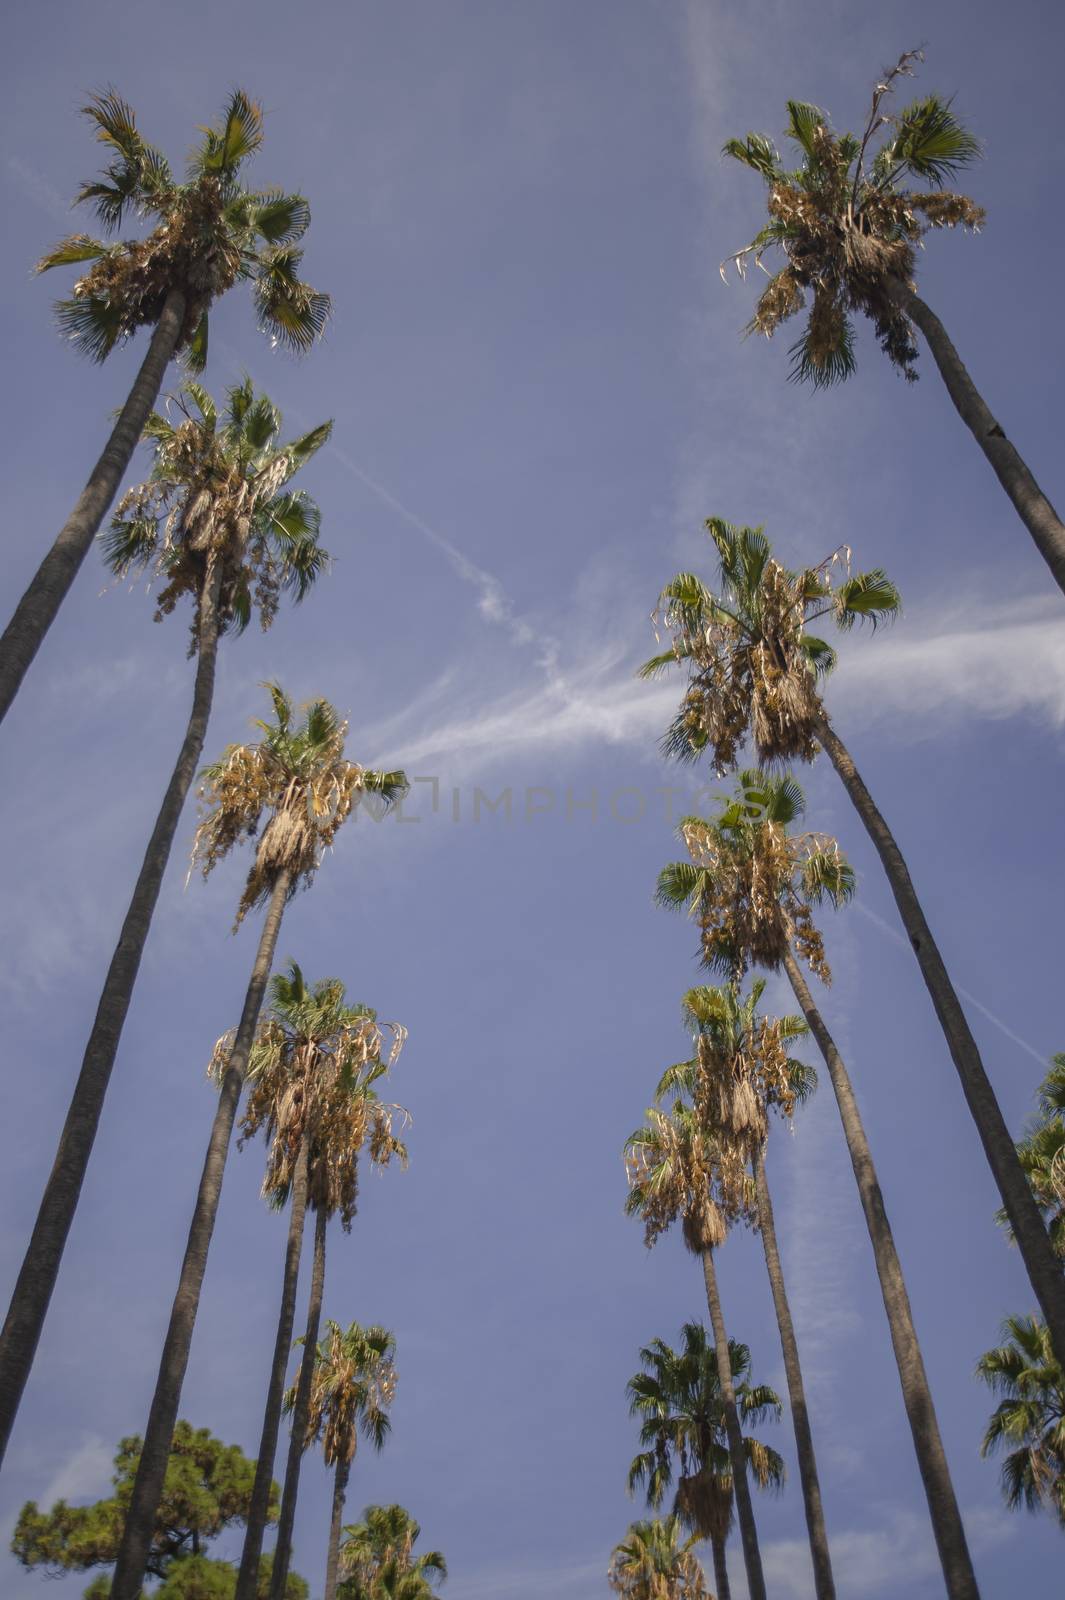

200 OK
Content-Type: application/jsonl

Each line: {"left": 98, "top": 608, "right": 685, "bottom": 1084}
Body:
{"left": 108, "top": 689, "right": 406, "bottom": 1600}
{"left": 643, "top": 517, "right": 1065, "bottom": 1373}
{"left": 627, "top": 1324, "right": 784, "bottom": 1600}
{"left": 338, "top": 1504, "right": 446, "bottom": 1600}
{"left": 607, "top": 1517, "right": 709, "bottom": 1600}
{"left": 721, "top": 50, "right": 1065, "bottom": 594}
{"left": 657, "top": 771, "right": 980, "bottom": 1599}
{"left": 295, "top": 1321, "right": 398, "bottom": 1600}
{"left": 0, "top": 384, "right": 330, "bottom": 1471}
{"left": 624, "top": 1098, "right": 769, "bottom": 1600}
{"left": 662, "top": 984, "right": 835, "bottom": 1600}
{"left": 977, "top": 1316, "right": 1065, "bottom": 1525}
{"left": 234, "top": 965, "right": 408, "bottom": 1600}
{"left": 0, "top": 89, "right": 330, "bottom": 721}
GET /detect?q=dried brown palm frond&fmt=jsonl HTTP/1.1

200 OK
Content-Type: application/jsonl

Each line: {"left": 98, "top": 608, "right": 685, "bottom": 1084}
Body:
{"left": 624, "top": 1103, "right": 746, "bottom": 1253}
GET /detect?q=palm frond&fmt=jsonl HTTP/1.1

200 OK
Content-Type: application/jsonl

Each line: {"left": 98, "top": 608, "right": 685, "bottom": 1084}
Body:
{"left": 252, "top": 189, "right": 312, "bottom": 243}
{"left": 721, "top": 132, "right": 780, "bottom": 179}
{"left": 784, "top": 101, "right": 829, "bottom": 162}
{"left": 833, "top": 569, "right": 901, "bottom": 630}
{"left": 35, "top": 234, "right": 108, "bottom": 273}
{"left": 885, "top": 95, "right": 981, "bottom": 186}
{"left": 55, "top": 293, "right": 126, "bottom": 362}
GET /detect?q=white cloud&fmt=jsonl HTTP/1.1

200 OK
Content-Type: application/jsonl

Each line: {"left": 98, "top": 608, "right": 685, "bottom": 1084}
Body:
{"left": 40, "top": 1433, "right": 113, "bottom": 1505}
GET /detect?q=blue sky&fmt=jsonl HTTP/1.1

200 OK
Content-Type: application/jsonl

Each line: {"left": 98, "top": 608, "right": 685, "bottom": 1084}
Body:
{"left": 2, "top": 1, "right": 1064, "bottom": 1596}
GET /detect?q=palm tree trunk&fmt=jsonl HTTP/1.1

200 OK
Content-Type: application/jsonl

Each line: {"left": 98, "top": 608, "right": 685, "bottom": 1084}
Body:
{"left": 812, "top": 710, "right": 1065, "bottom": 1373}
{"left": 710, "top": 1532, "right": 731, "bottom": 1600}
{"left": 700, "top": 1249, "right": 766, "bottom": 1600}
{"left": 269, "top": 1204, "right": 328, "bottom": 1600}
{"left": 322, "top": 1456, "right": 351, "bottom": 1600}
{"left": 234, "top": 1141, "right": 311, "bottom": 1600}
{"left": 782, "top": 946, "right": 980, "bottom": 1600}
{"left": 108, "top": 867, "right": 293, "bottom": 1600}
{"left": 890, "top": 283, "right": 1065, "bottom": 598}
{"left": 0, "top": 556, "right": 222, "bottom": 1473}
{"left": 0, "top": 287, "right": 186, "bottom": 723}
{"left": 752, "top": 1142, "right": 836, "bottom": 1600}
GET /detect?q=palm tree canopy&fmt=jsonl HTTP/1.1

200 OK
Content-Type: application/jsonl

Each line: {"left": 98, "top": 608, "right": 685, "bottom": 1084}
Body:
{"left": 607, "top": 1516, "right": 710, "bottom": 1600}
{"left": 656, "top": 771, "right": 854, "bottom": 984}
{"left": 1002, "top": 1054, "right": 1065, "bottom": 1255}
{"left": 104, "top": 378, "right": 331, "bottom": 638}
{"left": 641, "top": 518, "right": 898, "bottom": 773}
{"left": 293, "top": 1321, "right": 397, "bottom": 1470}
{"left": 977, "top": 1315, "right": 1065, "bottom": 1524}
{"left": 38, "top": 89, "right": 330, "bottom": 363}
{"left": 721, "top": 50, "right": 984, "bottom": 385}
{"left": 192, "top": 684, "right": 408, "bottom": 925}
{"left": 625, "top": 1096, "right": 734, "bottom": 1254}
{"left": 339, "top": 1504, "right": 446, "bottom": 1600}
{"left": 627, "top": 1322, "right": 784, "bottom": 1544}
{"left": 240, "top": 961, "right": 408, "bottom": 1229}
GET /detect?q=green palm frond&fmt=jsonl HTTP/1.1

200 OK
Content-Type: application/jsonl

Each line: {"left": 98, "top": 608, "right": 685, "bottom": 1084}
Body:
{"left": 101, "top": 515, "right": 160, "bottom": 576}
{"left": 194, "top": 89, "right": 264, "bottom": 176}
{"left": 721, "top": 132, "right": 780, "bottom": 179}
{"left": 788, "top": 315, "right": 857, "bottom": 388}
{"left": 637, "top": 643, "right": 694, "bottom": 681}
{"left": 833, "top": 569, "right": 901, "bottom": 629}
{"left": 883, "top": 95, "right": 981, "bottom": 186}
{"left": 55, "top": 293, "right": 126, "bottom": 362}
{"left": 254, "top": 245, "right": 332, "bottom": 352}
{"left": 252, "top": 189, "right": 312, "bottom": 243}
{"left": 784, "top": 101, "right": 829, "bottom": 161}
{"left": 182, "top": 312, "right": 209, "bottom": 373}
{"left": 655, "top": 861, "right": 705, "bottom": 913}
{"left": 35, "top": 235, "right": 108, "bottom": 273}
{"left": 801, "top": 849, "right": 856, "bottom": 906}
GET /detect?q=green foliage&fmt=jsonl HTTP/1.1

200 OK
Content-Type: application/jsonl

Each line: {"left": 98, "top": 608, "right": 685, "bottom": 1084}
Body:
{"left": 977, "top": 1316, "right": 1065, "bottom": 1524}
{"left": 1001, "top": 1054, "right": 1065, "bottom": 1254}
{"left": 81, "top": 1553, "right": 308, "bottom": 1599}
{"left": 11, "top": 1422, "right": 280, "bottom": 1585}
{"left": 338, "top": 1504, "right": 446, "bottom": 1600}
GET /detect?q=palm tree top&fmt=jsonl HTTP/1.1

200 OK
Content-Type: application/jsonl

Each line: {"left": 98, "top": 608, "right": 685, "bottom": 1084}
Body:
{"left": 295, "top": 1320, "right": 398, "bottom": 1469}
{"left": 607, "top": 1515, "right": 710, "bottom": 1600}
{"left": 1000, "top": 1052, "right": 1065, "bottom": 1257}
{"left": 977, "top": 1314, "right": 1065, "bottom": 1525}
{"left": 104, "top": 377, "right": 331, "bottom": 638}
{"left": 37, "top": 89, "right": 330, "bottom": 363}
{"left": 641, "top": 518, "right": 898, "bottom": 773}
{"left": 627, "top": 1322, "right": 784, "bottom": 1539}
{"left": 239, "top": 959, "right": 409, "bottom": 1228}
{"left": 721, "top": 49, "right": 984, "bottom": 384}
{"left": 339, "top": 1503, "right": 447, "bottom": 1596}
{"left": 655, "top": 770, "right": 854, "bottom": 984}
{"left": 192, "top": 684, "right": 408, "bottom": 926}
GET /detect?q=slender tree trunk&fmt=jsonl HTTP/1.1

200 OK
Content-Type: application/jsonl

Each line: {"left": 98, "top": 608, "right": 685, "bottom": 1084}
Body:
{"left": 710, "top": 1532, "right": 731, "bottom": 1600}
{"left": 890, "top": 282, "right": 1065, "bottom": 598}
{"left": 270, "top": 1205, "right": 328, "bottom": 1600}
{"left": 235, "top": 1142, "right": 311, "bottom": 1600}
{"left": 108, "top": 868, "right": 293, "bottom": 1600}
{"left": 782, "top": 947, "right": 980, "bottom": 1600}
{"left": 0, "top": 557, "right": 222, "bottom": 1473}
{"left": 700, "top": 1250, "right": 766, "bottom": 1600}
{"left": 753, "top": 1142, "right": 836, "bottom": 1600}
{"left": 0, "top": 288, "right": 186, "bottom": 723}
{"left": 813, "top": 711, "right": 1065, "bottom": 1373}
{"left": 322, "top": 1456, "right": 350, "bottom": 1600}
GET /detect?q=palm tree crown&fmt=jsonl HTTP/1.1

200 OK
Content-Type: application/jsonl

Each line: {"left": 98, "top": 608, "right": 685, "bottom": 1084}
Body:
{"left": 628, "top": 1323, "right": 784, "bottom": 1544}
{"left": 655, "top": 771, "right": 854, "bottom": 984}
{"left": 105, "top": 378, "right": 331, "bottom": 638}
{"left": 240, "top": 962, "right": 408, "bottom": 1229}
{"left": 38, "top": 89, "right": 330, "bottom": 364}
{"left": 607, "top": 1516, "right": 709, "bottom": 1600}
{"left": 192, "top": 684, "right": 407, "bottom": 926}
{"left": 977, "top": 1315, "right": 1065, "bottom": 1525}
{"left": 722, "top": 50, "right": 983, "bottom": 384}
{"left": 642, "top": 518, "right": 898, "bottom": 773}
{"left": 1005, "top": 1055, "right": 1065, "bottom": 1256}
{"left": 339, "top": 1505, "right": 446, "bottom": 1600}
{"left": 299, "top": 1322, "right": 398, "bottom": 1470}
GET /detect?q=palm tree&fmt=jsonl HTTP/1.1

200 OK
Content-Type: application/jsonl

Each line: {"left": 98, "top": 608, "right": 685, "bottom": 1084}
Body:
{"left": 656, "top": 771, "right": 980, "bottom": 1599}
{"left": 338, "top": 1504, "right": 446, "bottom": 1600}
{"left": 663, "top": 985, "right": 835, "bottom": 1600}
{"left": 234, "top": 966, "right": 408, "bottom": 1600}
{"left": 624, "top": 1099, "right": 769, "bottom": 1600}
{"left": 643, "top": 517, "right": 1065, "bottom": 1374}
{"left": 977, "top": 1316, "right": 1065, "bottom": 1525}
{"left": 295, "top": 1322, "right": 398, "bottom": 1600}
{"left": 0, "top": 89, "right": 331, "bottom": 720}
{"left": 721, "top": 50, "right": 1065, "bottom": 594}
{"left": 107, "top": 689, "right": 406, "bottom": 1600}
{"left": 0, "top": 384, "right": 330, "bottom": 1471}
{"left": 607, "top": 1517, "right": 709, "bottom": 1600}
{"left": 627, "top": 1324, "right": 784, "bottom": 1600}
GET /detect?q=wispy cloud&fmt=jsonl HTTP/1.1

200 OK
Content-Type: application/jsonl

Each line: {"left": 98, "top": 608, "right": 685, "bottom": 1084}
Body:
{"left": 40, "top": 1433, "right": 113, "bottom": 1505}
